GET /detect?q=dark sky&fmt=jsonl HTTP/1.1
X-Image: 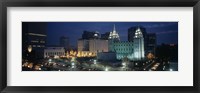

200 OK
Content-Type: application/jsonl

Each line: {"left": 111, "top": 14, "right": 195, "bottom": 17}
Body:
{"left": 47, "top": 22, "right": 178, "bottom": 47}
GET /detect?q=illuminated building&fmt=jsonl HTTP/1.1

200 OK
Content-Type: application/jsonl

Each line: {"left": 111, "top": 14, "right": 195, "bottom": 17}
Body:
{"left": 108, "top": 25, "right": 145, "bottom": 61}
{"left": 78, "top": 39, "right": 89, "bottom": 51}
{"left": 128, "top": 26, "right": 147, "bottom": 42}
{"left": 78, "top": 24, "right": 153, "bottom": 61}
{"left": 22, "top": 22, "right": 47, "bottom": 59}
{"left": 89, "top": 39, "right": 108, "bottom": 53}
{"left": 108, "top": 24, "right": 120, "bottom": 42}
{"left": 108, "top": 24, "right": 120, "bottom": 52}
{"left": 133, "top": 27, "right": 145, "bottom": 60}
{"left": 44, "top": 47, "right": 65, "bottom": 58}
{"left": 78, "top": 39, "right": 109, "bottom": 56}
{"left": 78, "top": 31, "right": 108, "bottom": 56}
{"left": 111, "top": 41, "right": 135, "bottom": 60}
{"left": 128, "top": 26, "right": 147, "bottom": 55}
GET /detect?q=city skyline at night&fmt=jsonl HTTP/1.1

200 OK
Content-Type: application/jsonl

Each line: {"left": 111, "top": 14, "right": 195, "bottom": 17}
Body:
{"left": 22, "top": 22, "right": 178, "bottom": 71}
{"left": 47, "top": 22, "right": 178, "bottom": 47}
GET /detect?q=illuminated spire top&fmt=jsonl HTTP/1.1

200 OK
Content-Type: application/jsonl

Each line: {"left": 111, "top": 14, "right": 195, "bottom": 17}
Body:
{"left": 134, "top": 27, "right": 143, "bottom": 38}
{"left": 109, "top": 24, "right": 120, "bottom": 41}
{"left": 113, "top": 24, "right": 116, "bottom": 32}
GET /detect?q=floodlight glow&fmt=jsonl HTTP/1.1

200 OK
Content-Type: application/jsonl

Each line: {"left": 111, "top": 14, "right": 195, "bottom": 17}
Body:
{"left": 105, "top": 68, "right": 108, "bottom": 71}
{"left": 72, "top": 62, "right": 75, "bottom": 66}
{"left": 48, "top": 59, "right": 52, "bottom": 62}
{"left": 94, "top": 59, "right": 97, "bottom": 64}
{"left": 122, "top": 63, "right": 126, "bottom": 66}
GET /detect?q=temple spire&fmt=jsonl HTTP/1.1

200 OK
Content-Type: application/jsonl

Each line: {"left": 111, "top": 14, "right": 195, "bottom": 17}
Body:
{"left": 113, "top": 24, "right": 116, "bottom": 32}
{"left": 109, "top": 24, "right": 120, "bottom": 41}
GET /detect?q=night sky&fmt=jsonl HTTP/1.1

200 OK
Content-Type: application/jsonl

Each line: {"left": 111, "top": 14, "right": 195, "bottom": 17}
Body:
{"left": 47, "top": 22, "right": 178, "bottom": 47}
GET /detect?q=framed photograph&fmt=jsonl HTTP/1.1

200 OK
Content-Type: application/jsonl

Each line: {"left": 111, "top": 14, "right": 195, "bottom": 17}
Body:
{"left": 0, "top": 0, "right": 199, "bottom": 93}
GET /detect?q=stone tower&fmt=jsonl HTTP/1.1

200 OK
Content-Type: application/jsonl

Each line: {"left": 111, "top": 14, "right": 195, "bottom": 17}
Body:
{"left": 133, "top": 27, "right": 145, "bottom": 61}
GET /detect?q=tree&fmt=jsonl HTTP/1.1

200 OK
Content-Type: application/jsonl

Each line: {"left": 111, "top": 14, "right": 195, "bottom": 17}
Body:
{"left": 147, "top": 53, "right": 155, "bottom": 60}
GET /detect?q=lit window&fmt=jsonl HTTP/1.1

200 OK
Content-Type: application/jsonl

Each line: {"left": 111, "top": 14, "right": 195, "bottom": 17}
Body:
{"left": 31, "top": 40, "right": 39, "bottom": 43}
{"left": 40, "top": 41, "right": 45, "bottom": 43}
{"left": 28, "top": 33, "right": 47, "bottom": 37}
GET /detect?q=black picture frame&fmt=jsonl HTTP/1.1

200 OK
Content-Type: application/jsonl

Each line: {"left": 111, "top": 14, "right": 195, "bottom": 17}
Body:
{"left": 0, "top": 0, "right": 199, "bottom": 93}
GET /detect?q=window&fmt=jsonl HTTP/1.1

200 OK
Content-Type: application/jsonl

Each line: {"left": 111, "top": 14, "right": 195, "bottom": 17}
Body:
{"left": 33, "top": 45, "right": 36, "bottom": 47}
{"left": 31, "top": 40, "right": 39, "bottom": 43}
{"left": 40, "top": 41, "right": 45, "bottom": 43}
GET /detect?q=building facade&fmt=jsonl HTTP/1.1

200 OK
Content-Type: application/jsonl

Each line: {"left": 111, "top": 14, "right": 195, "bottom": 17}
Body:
{"left": 78, "top": 39, "right": 109, "bottom": 56}
{"left": 133, "top": 27, "right": 145, "bottom": 60}
{"left": 89, "top": 39, "right": 109, "bottom": 53}
{"left": 22, "top": 22, "right": 47, "bottom": 59}
{"left": 111, "top": 41, "right": 134, "bottom": 60}
{"left": 128, "top": 26, "right": 147, "bottom": 42}
{"left": 128, "top": 26, "right": 148, "bottom": 55}
{"left": 109, "top": 25, "right": 145, "bottom": 61}
{"left": 108, "top": 24, "right": 120, "bottom": 52}
{"left": 78, "top": 39, "right": 89, "bottom": 51}
{"left": 44, "top": 47, "right": 65, "bottom": 58}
